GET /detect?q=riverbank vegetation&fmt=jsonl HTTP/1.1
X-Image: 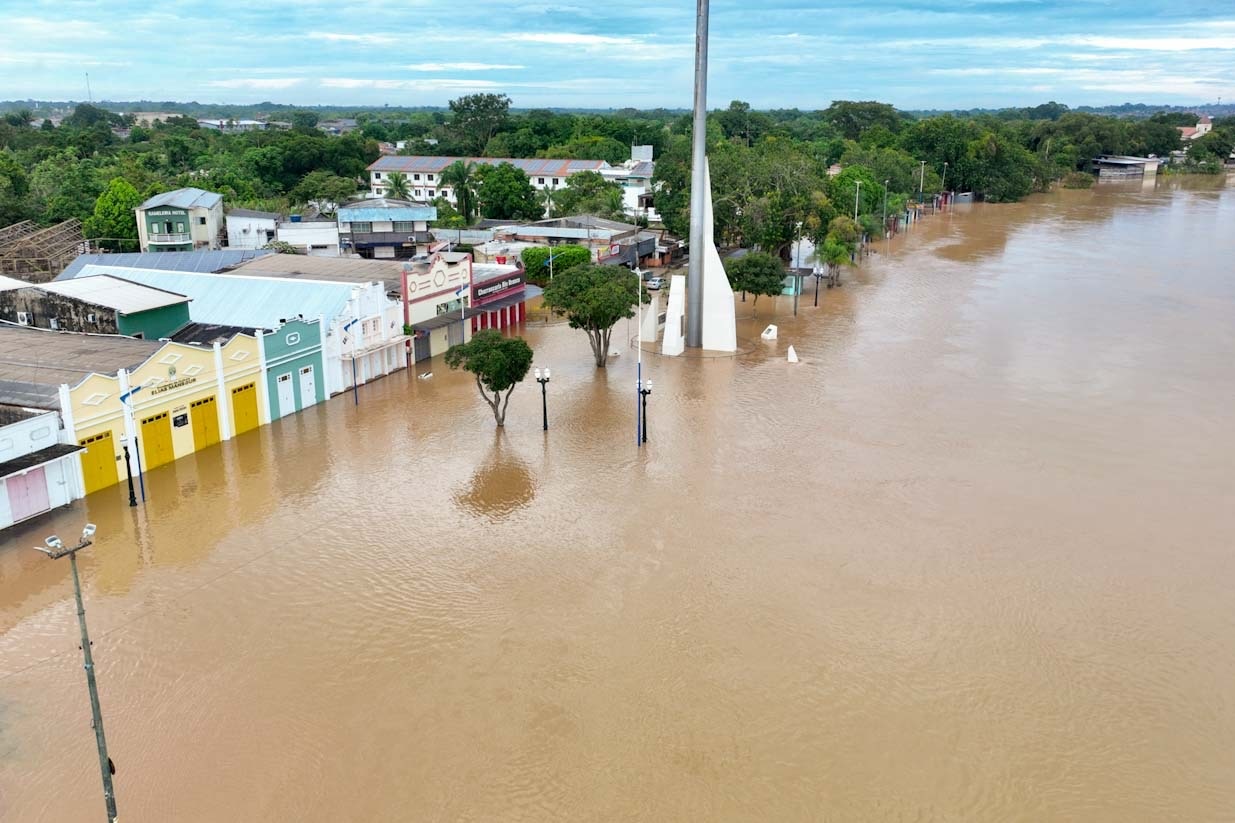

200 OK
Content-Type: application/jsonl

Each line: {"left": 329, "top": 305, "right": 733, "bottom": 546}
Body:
{"left": 2, "top": 98, "right": 1231, "bottom": 248}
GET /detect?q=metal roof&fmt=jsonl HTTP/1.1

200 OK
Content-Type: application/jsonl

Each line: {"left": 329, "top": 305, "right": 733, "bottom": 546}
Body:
{"left": 60, "top": 249, "right": 274, "bottom": 278}
{"left": 225, "top": 254, "right": 405, "bottom": 292}
{"left": 473, "top": 263, "right": 521, "bottom": 283}
{"left": 39, "top": 275, "right": 190, "bottom": 314}
{"left": 0, "top": 443, "right": 83, "bottom": 480}
{"left": 0, "top": 325, "right": 163, "bottom": 407}
{"left": 227, "top": 208, "right": 281, "bottom": 220}
{"left": 369, "top": 155, "right": 610, "bottom": 177}
{"left": 137, "top": 187, "right": 223, "bottom": 211}
{"left": 335, "top": 201, "right": 437, "bottom": 221}
{"left": 0, "top": 274, "right": 28, "bottom": 291}
{"left": 66, "top": 266, "right": 355, "bottom": 330}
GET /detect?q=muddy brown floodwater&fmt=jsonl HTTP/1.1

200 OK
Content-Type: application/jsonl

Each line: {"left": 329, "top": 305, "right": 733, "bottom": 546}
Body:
{"left": 2, "top": 179, "right": 1234, "bottom": 821}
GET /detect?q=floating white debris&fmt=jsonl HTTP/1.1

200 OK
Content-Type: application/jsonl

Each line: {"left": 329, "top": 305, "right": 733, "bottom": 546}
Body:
{"left": 761, "top": 325, "right": 778, "bottom": 341}
{"left": 787, "top": 346, "right": 799, "bottom": 363}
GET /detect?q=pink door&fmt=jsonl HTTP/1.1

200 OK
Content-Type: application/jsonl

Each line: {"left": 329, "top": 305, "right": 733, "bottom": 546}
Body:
{"left": 7, "top": 466, "right": 51, "bottom": 523}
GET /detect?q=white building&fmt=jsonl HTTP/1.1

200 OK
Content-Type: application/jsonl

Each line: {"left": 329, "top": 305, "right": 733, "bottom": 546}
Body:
{"left": 599, "top": 146, "right": 659, "bottom": 222}
{"left": 402, "top": 251, "right": 474, "bottom": 363}
{"left": 367, "top": 156, "right": 611, "bottom": 204}
{"left": 198, "top": 119, "right": 268, "bottom": 133}
{"left": 135, "top": 188, "right": 225, "bottom": 253}
{"left": 226, "top": 208, "right": 279, "bottom": 250}
{"left": 276, "top": 218, "right": 341, "bottom": 257}
{"left": 0, "top": 405, "right": 85, "bottom": 531}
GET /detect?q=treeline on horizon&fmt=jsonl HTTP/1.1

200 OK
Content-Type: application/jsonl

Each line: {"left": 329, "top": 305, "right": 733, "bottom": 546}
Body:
{"left": 1, "top": 96, "right": 1232, "bottom": 260}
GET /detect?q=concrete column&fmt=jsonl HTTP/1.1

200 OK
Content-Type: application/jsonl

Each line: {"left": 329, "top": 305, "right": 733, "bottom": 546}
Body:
{"left": 213, "top": 342, "right": 232, "bottom": 441}
{"left": 255, "top": 330, "right": 271, "bottom": 424}
{"left": 686, "top": 0, "right": 711, "bottom": 348}
{"left": 118, "top": 369, "right": 142, "bottom": 484}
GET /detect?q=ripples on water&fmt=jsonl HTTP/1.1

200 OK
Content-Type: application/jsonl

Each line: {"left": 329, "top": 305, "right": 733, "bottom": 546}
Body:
{"left": 2, "top": 180, "right": 1234, "bottom": 821}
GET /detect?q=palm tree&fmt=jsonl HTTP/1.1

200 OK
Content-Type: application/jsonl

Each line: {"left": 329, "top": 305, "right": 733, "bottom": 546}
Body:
{"left": 540, "top": 186, "right": 558, "bottom": 219}
{"left": 440, "top": 160, "right": 477, "bottom": 224}
{"left": 384, "top": 171, "right": 410, "bottom": 200}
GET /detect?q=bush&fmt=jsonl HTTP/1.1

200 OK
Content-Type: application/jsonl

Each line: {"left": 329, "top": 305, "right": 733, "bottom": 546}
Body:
{"left": 1062, "top": 171, "right": 1094, "bottom": 189}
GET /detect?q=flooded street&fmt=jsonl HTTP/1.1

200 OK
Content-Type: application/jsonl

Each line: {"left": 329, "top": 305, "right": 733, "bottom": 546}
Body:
{"left": 3, "top": 180, "right": 1234, "bottom": 821}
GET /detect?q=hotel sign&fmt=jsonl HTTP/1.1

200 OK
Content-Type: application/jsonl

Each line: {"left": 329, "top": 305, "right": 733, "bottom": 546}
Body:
{"left": 475, "top": 275, "right": 523, "bottom": 300}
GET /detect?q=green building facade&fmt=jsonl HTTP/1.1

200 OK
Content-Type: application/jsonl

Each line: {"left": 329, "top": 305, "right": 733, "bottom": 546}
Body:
{"left": 261, "top": 318, "right": 326, "bottom": 420}
{"left": 116, "top": 301, "right": 192, "bottom": 340}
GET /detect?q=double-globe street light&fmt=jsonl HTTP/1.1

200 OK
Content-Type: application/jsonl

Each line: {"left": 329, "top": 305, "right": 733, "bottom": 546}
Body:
{"left": 32, "top": 524, "right": 118, "bottom": 823}
{"left": 534, "top": 368, "right": 551, "bottom": 431}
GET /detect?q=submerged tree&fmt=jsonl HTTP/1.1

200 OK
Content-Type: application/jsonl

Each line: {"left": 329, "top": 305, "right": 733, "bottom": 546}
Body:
{"left": 541, "top": 264, "right": 643, "bottom": 368}
{"left": 445, "top": 330, "right": 534, "bottom": 427}
{"left": 724, "top": 251, "right": 786, "bottom": 314}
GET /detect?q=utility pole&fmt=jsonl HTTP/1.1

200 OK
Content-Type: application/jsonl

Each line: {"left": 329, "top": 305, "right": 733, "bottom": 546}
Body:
{"left": 882, "top": 180, "right": 889, "bottom": 240}
{"left": 33, "top": 525, "right": 118, "bottom": 823}
{"left": 918, "top": 160, "right": 925, "bottom": 203}
{"left": 854, "top": 180, "right": 861, "bottom": 221}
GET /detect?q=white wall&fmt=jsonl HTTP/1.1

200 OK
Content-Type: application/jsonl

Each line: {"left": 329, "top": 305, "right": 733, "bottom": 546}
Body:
{"left": 0, "top": 410, "right": 83, "bottom": 530}
{"left": 227, "top": 215, "right": 278, "bottom": 250}
{"left": 277, "top": 221, "right": 340, "bottom": 256}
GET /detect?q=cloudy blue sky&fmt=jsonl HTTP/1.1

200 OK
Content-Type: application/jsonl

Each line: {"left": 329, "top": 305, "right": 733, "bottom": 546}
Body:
{"left": 2, "top": 0, "right": 1231, "bottom": 109}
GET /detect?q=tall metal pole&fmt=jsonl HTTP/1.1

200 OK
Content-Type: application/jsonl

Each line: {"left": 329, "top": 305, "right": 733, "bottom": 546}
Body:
{"left": 35, "top": 530, "right": 118, "bottom": 822}
{"left": 919, "top": 160, "right": 925, "bottom": 203}
{"left": 635, "top": 268, "right": 643, "bottom": 446}
{"left": 854, "top": 180, "right": 861, "bottom": 221}
{"left": 685, "top": 0, "right": 710, "bottom": 348}
{"left": 70, "top": 549, "right": 118, "bottom": 822}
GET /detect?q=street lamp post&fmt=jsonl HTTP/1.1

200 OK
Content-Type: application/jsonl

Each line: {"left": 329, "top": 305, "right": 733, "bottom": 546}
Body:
{"left": 120, "top": 439, "right": 137, "bottom": 507}
{"left": 638, "top": 379, "right": 653, "bottom": 443}
{"left": 535, "top": 367, "right": 551, "bottom": 431}
{"left": 813, "top": 266, "right": 825, "bottom": 307}
{"left": 918, "top": 160, "right": 926, "bottom": 203}
{"left": 854, "top": 179, "right": 861, "bottom": 221}
{"left": 33, "top": 524, "right": 118, "bottom": 823}
{"left": 941, "top": 161, "right": 949, "bottom": 205}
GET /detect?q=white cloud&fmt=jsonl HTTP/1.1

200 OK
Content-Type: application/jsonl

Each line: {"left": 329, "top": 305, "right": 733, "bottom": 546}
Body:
{"left": 207, "top": 78, "right": 304, "bottom": 90}
{"left": 1065, "top": 34, "right": 1235, "bottom": 51}
{"left": 402, "top": 62, "right": 525, "bottom": 72}
{"left": 308, "top": 32, "right": 398, "bottom": 45}
{"left": 508, "top": 32, "right": 633, "bottom": 46}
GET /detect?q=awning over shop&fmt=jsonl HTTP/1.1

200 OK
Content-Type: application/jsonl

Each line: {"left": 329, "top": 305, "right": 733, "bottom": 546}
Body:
{"left": 474, "top": 285, "right": 542, "bottom": 315}
{"left": 409, "top": 311, "right": 481, "bottom": 333}
{"left": 341, "top": 334, "right": 412, "bottom": 359}
{"left": 0, "top": 443, "right": 83, "bottom": 480}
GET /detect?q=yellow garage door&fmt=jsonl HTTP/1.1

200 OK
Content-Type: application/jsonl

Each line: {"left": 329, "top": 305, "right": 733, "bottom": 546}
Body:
{"left": 231, "top": 382, "right": 259, "bottom": 435}
{"left": 190, "top": 396, "right": 220, "bottom": 450}
{"left": 78, "top": 431, "right": 119, "bottom": 494}
{"left": 140, "top": 411, "right": 174, "bottom": 471}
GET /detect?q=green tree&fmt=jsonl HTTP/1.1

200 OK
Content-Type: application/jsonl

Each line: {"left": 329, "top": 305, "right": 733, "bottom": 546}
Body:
{"left": 541, "top": 264, "right": 643, "bottom": 367}
{"left": 448, "top": 93, "right": 512, "bottom": 155}
{"left": 717, "top": 100, "right": 771, "bottom": 146}
{"left": 290, "top": 170, "right": 357, "bottom": 211}
{"left": 540, "top": 135, "right": 629, "bottom": 164}
{"left": 444, "top": 329, "right": 534, "bottom": 427}
{"left": 84, "top": 178, "right": 141, "bottom": 250}
{"left": 384, "top": 171, "right": 411, "bottom": 200}
{"left": 0, "top": 150, "right": 30, "bottom": 225}
{"left": 520, "top": 244, "right": 590, "bottom": 285}
{"left": 290, "top": 110, "right": 320, "bottom": 131}
{"left": 429, "top": 196, "right": 467, "bottom": 229}
{"left": 553, "top": 170, "right": 624, "bottom": 218}
{"left": 822, "top": 101, "right": 906, "bottom": 141}
{"left": 724, "top": 251, "right": 785, "bottom": 313}
{"left": 475, "top": 162, "right": 540, "bottom": 221}
{"left": 440, "top": 160, "right": 478, "bottom": 223}
{"left": 819, "top": 238, "right": 853, "bottom": 284}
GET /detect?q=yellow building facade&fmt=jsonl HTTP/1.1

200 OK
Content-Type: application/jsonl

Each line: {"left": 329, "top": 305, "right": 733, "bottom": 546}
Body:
{"left": 64, "top": 335, "right": 267, "bottom": 494}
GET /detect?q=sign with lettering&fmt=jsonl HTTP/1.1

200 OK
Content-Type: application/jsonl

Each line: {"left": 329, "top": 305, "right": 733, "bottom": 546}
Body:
{"left": 147, "top": 209, "right": 186, "bottom": 217}
{"left": 150, "top": 376, "right": 198, "bottom": 395}
{"left": 475, "top": 275, "right": 524, "bottom": 300}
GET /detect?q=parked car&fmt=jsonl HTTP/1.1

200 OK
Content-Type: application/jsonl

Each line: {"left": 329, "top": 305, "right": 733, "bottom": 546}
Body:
{"left": 646, "top": 276, "right": 666, "bottom": 290}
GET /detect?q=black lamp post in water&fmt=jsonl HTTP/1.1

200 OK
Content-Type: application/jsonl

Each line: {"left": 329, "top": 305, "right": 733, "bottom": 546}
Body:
{"left": 535, "top": 367, "right": 551, "bottom": 431}
{"left": 121, "top": 441, "right": 137, "bottom": 507}
{"left": 813, "top": 269, "right": 826, "bottom": 307}
{"left": 638, "top": 378, "right": 653, "bottom": 443}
